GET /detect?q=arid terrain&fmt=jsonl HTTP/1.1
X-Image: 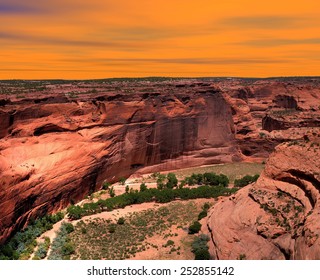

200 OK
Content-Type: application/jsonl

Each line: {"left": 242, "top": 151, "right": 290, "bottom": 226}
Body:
{"left": 0, "top": 77, "right": 320, "bottom": 260}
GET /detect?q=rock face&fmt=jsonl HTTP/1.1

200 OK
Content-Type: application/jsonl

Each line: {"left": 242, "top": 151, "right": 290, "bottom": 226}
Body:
{"left": 0, "top": 84, "right": 237, "bottom": 243}
{"left": 206, "top": 135, "right": 320, "bottom": 259}
{"left": 0, "top": 78, "right": 320, "bottom": 244}
{"left": 221, "top": 80, "right": 320, "bottom": 158}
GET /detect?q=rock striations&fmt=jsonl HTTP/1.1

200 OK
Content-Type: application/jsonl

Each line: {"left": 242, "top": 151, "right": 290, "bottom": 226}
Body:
{"left": 206, "top": 135, "right": 320, "bottom": 259}
{"left": 0, "top": 83, "right": 237, "bottom": 243}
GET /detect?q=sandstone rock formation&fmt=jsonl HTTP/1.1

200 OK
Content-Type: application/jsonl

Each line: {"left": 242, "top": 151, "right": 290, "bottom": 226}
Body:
{"left": 0, "top": 82, "right": 237, "bottom": 243}
{"left": 0, "top": 78, "right": 319, "bottom": 244}
{"left": 206, "top": 134, "right": 320, "bottom": 259}
{"left": 221, "top": 79, "right": 320, "bottom": 158}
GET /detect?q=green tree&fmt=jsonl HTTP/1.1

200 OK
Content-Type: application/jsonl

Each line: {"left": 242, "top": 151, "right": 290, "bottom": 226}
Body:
{"left": 188, "top": 221, "right": 202, "bottom": 234}
{"left": 119, "top": 177, "right": 126, "bottom": 185}
{"left": 166, "top": 173, "right": 178, "bottom": 189}
{"left": 191, "top": 234, "right": 211, "bottom": 260}
{"left": 156, "top": 174, "right": 166, "bottom": 190}
{"left": 140, "top": 183, "right": 148, "bottom": 192}
{"left": 197, "top": 210, "right": 208, "bottom": 220}
{"left": 234, "top": 174, "right": 259, "bottom": 188}
{"left": 178, "top": 180, "right": 185, "bottom": 189}
{"left": 194, "top": 248, "right": 211, "bottom": 260}
{"left": 67, "top": 205, "right": 84, "bottom": 220}
{"left": 109, "top": 187, "right": 115, "bottom": 197}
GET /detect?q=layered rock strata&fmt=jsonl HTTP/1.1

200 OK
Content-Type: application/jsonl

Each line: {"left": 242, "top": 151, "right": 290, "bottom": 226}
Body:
{"left": 0, "top": 87, "right": 236, "bottom": 242}
{"left": 206, "top": 135, "right": 320, "bottom": 259}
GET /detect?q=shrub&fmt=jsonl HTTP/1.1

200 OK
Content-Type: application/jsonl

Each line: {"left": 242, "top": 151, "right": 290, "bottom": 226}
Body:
{"left": 119, "top": 177, "right": 126, "bottom": 185}
{"left": 202, "top": 203, "right": 211, "bottom": 211}
{"left": 61, "top": 242, "right": 75, "bottom": 256}
{"left": 192, "top": 234, "right": 211, "bottom": 260}
{"left": 34, "top": 237, "right": 50, "bottom": 259}
{"left": 108, "top": 224, "right": 116, "bottom": 233}
{"left": 109, "top": 187, "right": 115, "bottom": 197}
{"left": 102, "top": 182, "right": 111, "bottom": 190}
{"left": 64, "top": 223, "right": 74, "bottom": 234}
{"left": 155, "top": 189, "right": 175, "bottom": 203}
{"left": 140, "top": 183, "right": 148, "bottom": 192}
{"left": 0, "top": 213, "right": 63, "bottom": 260}
{"left": 166, "top": 173, "right": 178, "bottom": 189}
{"left": 164, "top": 240, "right": 174, "bottom": 247}
{"left": 234, "top": 174, "right": 259, "bottom": 188}
{"left": 259, "top": 132, "right": 266, "bottom": 139}
{"left": 156, "top": 174, "right": 166, "bottom": 189}
{"left": 178, "top": 180, "right": 185, "bottom": 189}
{"left": 194, "top": 248, "right": 211, "bottom": 260}
{"left": 197, "top": 210, "right": 208, "bottom": 220}
{"left": 48, "top": 222, "right": 75, "bottom": 260}
{"left": 67, "top": 205, "right": 84, "bottom": 220}
{"left": 188, "top": 221, "right": 202, "bottom": 234}
{"left": 117, "top": 217, "right": 125, "bottom": 225}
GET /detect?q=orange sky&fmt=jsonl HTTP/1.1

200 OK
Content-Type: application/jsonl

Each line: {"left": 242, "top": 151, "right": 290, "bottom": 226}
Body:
{"left": 0, "top": 0, "right": 320, "bottom": 79}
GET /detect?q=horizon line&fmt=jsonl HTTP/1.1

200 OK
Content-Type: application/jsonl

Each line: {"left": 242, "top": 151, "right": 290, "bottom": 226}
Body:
{"left": 1, "top": 75, "right": 320, "bottom": 82}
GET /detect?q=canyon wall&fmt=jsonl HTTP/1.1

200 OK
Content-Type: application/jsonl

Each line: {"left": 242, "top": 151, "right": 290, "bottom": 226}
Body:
{"left": 0, "top": 85, "right": 237, "bottom": 243}
{"left": 206, "top": 135, "right": 320, "bottom": 259}
{"left": 0, "top": 78, "right": 320, "bottom": 244}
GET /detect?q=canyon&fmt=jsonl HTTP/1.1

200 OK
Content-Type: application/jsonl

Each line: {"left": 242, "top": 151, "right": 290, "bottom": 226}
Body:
{"left": 0, "top": 77, "right": 320, "bottom": 254}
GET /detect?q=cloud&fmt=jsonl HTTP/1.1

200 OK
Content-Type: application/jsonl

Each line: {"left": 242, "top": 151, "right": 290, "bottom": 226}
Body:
{"left": 102, "top": 27, "right": 183, "bottom": 41}
{"left": 0, "top": 68, "right": 98, "bottom": 72}
{"left": 64, "top": 57, "right": 290, "bottom": 65}
{"left": 0, "top": 31, "right": 143, "bottom": 51}
{"left": 0, "top": 32, "right": 16, "bottom": 39}
{"left": 136, "top": 58, "right": 289, "bottom": 64}
{"left": 0, "top": 3, "right": 43, "bottom": 14}
{"left": 97, "top": 24, "right": 218, "bottom": 43}
{"left": 237, "top": 38, "right": 320, "bottom": 47}
{"left": 0, "top": 0, "right": 93, "bottom": 15}
{"left": 220, "top": 16, "right": 307, "bottom": 29}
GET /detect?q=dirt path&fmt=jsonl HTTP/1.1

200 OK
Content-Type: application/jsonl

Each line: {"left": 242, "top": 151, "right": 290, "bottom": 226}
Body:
{"left": 80, "top": 202, "right": 160, "bottom": 223}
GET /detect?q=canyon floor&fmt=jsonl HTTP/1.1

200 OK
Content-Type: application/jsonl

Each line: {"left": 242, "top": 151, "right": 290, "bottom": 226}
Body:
{"left": 33, "top": 162, "right": 263, "bottom": 260}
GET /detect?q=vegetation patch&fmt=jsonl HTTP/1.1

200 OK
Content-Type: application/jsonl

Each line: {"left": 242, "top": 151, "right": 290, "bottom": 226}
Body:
{"left": 0, "top": 212, "right": 64, "bottom": 260}
{"left": 67, "top": 183, "right": 236, "bottom": 220}
{"left": 33, "top": 237, "right": 50, "bottom": 260}
{"left": 191, "top": 234, "right": 211, "bottom": 260}
{"left": 234, "top": 174, "right": 259, "bottom": 188}
{"left": 48, "top": 222, "right": 75, "bottom": 260}
{"left": 170, "top": 163, "right": 265, "bottom": 183}
{"left": 69, "top": 201, "right": 205, "bottom": 260}
{"left": 188, "top": 221, "right": 202, "bottom": 234}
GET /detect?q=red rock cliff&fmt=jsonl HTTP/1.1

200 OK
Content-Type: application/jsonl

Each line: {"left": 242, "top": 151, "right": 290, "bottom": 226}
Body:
{"left": 0, "top": 85, "right": 237, "bottom": 243}
{"left": 206, "top": 135, "right": 320, "bottom": 259}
